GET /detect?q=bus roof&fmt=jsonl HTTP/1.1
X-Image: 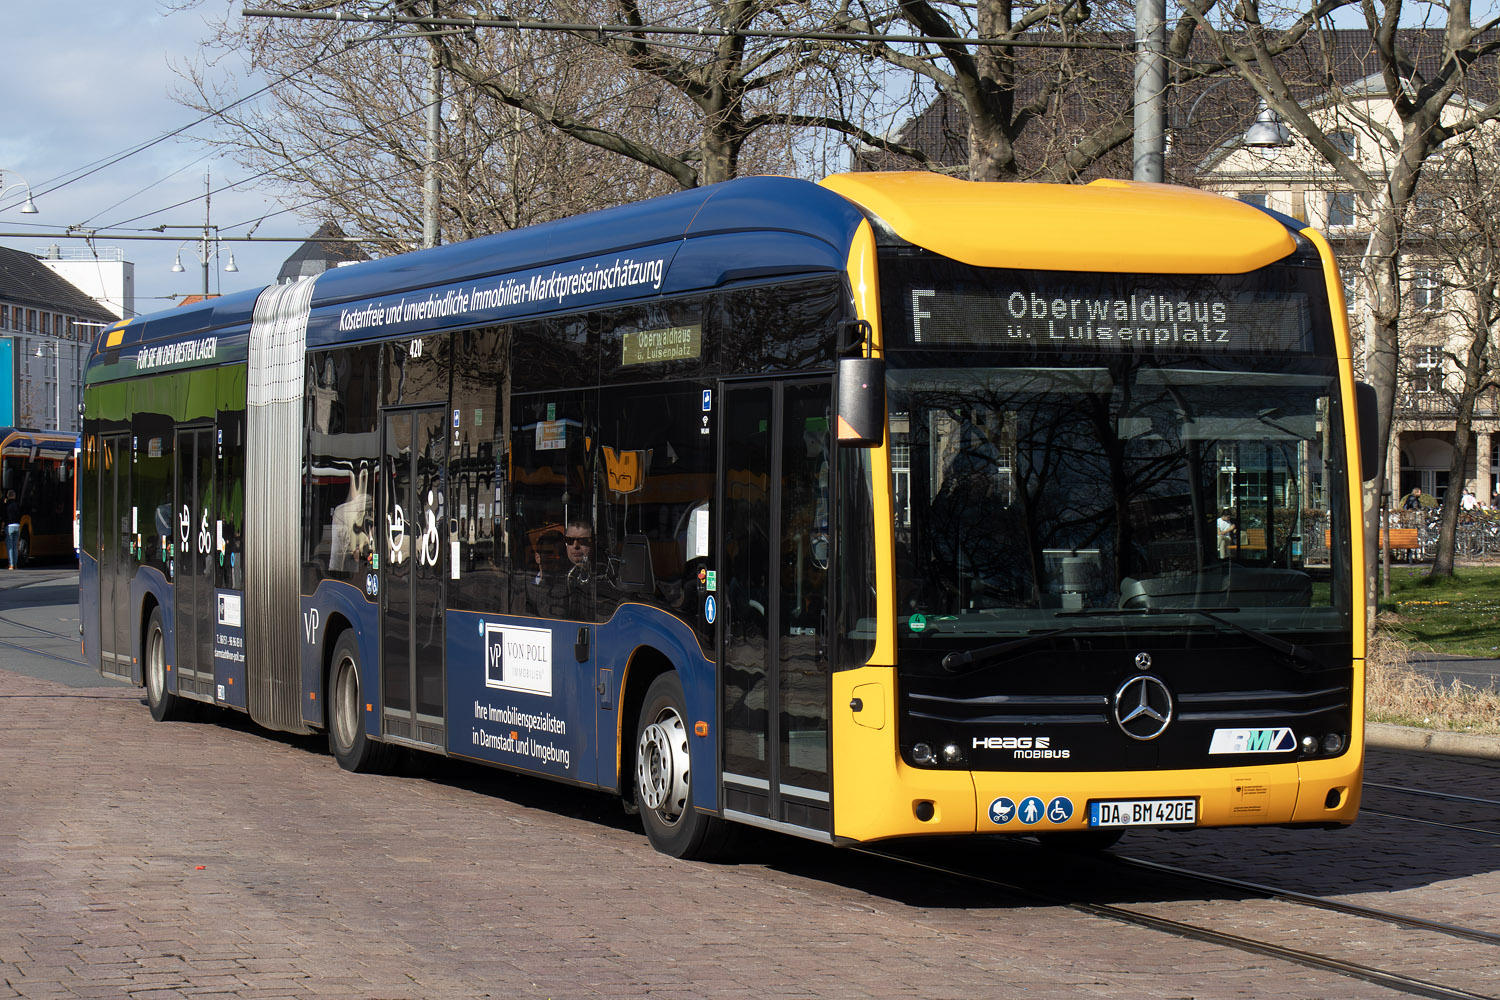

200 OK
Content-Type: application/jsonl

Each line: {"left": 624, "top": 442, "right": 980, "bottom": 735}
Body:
{"left": 0, "top": 428, "right": 77, "bottom": 457}
{"left": 90, "top": 173, "right": 1305, "bottom": 370}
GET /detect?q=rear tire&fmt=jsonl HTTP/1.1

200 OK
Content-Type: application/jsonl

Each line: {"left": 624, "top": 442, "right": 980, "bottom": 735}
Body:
{"left": 635, "top": 672, "right": 731, "bottom": 859}
{"left": 144, "top": 606, "right": 190, "bottom": 722}
{"left": 328, "top": 631, "right": 395, "bottom": 773}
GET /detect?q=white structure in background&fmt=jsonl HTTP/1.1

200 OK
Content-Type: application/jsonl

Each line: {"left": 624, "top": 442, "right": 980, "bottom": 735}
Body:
{"left": 0, "top": 246, "right": 119, "bottom": 434}
{"left": 1196, "top": 73, "right": 1500, "bottom": 508}
{"left": 38, "top": 245, "right": 135, "bottom": 319}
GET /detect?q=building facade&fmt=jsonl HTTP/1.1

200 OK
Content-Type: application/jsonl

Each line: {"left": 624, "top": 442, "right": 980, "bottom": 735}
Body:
{"left": 1195, "top": 76, "right": 1500, "bottom": 508}
{"left": 0, "top": 246, "right": 119, "bottom": 434}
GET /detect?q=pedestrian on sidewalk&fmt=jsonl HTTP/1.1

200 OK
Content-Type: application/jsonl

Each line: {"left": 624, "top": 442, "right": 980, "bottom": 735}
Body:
{"left": 4, "top": 490, "right": 20, "bottom": 569}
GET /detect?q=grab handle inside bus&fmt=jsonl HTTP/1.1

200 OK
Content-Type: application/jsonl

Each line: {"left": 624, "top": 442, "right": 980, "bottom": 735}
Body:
{"left": 837, "top": 356, "right": 885, "bottom": 446}
{"left": 1355, "top": 381, "right": 1379, "bottom": 482}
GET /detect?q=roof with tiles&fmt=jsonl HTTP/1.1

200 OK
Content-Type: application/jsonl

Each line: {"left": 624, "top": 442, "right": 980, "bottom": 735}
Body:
{"left": 0, "top": 245, "right": 118, "bottom": 325}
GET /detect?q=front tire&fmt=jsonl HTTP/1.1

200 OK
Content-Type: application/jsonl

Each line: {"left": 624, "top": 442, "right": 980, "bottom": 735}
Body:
{"left": 144, "top": 606, "right": 190, "bottom": 722}
{"left": 635, "top": 672, "right": 731, "bottom": 859}
{"left": 328, "top": 631, "right": 395, "bottom": 773}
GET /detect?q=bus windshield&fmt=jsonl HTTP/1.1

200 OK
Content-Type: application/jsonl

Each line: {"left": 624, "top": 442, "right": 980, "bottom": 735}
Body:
{"left": 889, "top": 361, "right": 1351, "bottom": 632}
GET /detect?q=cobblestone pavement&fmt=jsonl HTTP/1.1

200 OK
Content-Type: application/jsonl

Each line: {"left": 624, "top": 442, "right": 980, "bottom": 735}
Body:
{"left": 3, "top": 573, "right": 1496, "bottom": 999}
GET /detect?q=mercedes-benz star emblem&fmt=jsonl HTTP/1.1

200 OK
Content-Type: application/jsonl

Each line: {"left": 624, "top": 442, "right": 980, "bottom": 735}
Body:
{"left": 1113, "top": 675, "right": 1174, "bottom": 741}
{"left": 1134, "top": 651, "right": 1152, "bottom": 671}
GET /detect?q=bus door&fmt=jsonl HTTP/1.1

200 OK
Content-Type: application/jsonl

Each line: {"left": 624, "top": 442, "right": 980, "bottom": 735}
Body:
{"left": 98, "top": 433, "right": 132, "bottom": 679}
{"left": 173, "top": 426, "right": 216, "bottom": 700}
{"left": 718, "top": 379, "right": 833, "bottom": 835}
{"left": 379, "top": 407, "right": 448, "bottom": 748}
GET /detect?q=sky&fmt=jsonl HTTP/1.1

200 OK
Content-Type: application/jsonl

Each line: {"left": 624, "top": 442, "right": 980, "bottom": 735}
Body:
{"left": 0, "top": 2, "right": 306, "bottom": 318}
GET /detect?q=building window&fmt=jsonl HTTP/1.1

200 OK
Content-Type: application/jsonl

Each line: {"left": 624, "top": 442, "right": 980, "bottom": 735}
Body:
{"left": 1412, "top": 268, "right": 1443, "bottom": 312}
{"left": 1241, "top": 192, "right": 1267, "bottom": 208}
{"left": 1329, "top": 131, "right": 1358, "bottom": 157}
{"left": 1341, "top": 267, "right": 1361, "bottom": 313}
{"left": 1414, "top": 345, "right": 1444, "bottom": 393}
{"left": 1327, "top": 192, "right": 1357, "bottom": 228}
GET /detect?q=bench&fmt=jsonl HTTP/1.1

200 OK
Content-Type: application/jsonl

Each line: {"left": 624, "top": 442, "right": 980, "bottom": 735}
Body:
{"left": 1326, "top": 527, "right": 1421, "bottom": 558}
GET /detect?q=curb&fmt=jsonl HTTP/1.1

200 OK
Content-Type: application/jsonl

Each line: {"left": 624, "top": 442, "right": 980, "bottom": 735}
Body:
{"left": 1366, "top": 722, "right": 1500, "bottom": 760}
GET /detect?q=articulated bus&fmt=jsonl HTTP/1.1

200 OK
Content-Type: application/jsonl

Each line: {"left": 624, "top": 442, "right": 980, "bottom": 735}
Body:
{"left": 80, "top": 173, "right": 1376, "bottom": 858}
{"left": 2, "top": 427, "right": 77, "bottom": 568}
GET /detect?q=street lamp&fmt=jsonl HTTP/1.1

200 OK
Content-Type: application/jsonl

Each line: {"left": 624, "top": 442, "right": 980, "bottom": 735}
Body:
{"left": 171, "top": 234, "right": 239, "bottom": 298}
{"left": 0, "top": 168, "right": 39, "bottom": 214}
{"left": 1243, "top": 100, "right": 1294, "bottom": 150}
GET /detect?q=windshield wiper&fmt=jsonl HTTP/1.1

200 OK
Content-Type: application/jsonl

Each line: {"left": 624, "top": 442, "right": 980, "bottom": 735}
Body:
{"left": 940, "top": 624, "right": 1138, "bottom": 673}
{"left": 1057, "top": 606, "right": 1328, "bottom": 671}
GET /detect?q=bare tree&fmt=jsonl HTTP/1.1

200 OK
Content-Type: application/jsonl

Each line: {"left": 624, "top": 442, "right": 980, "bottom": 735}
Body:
{"left": 1407, "top": 136, "right": 1500, "bottom": 575}
{"left": 178, "top": 1, "right": 708, "bottom": 249}
{"left": 1188, "top": 0, "right": 1500, "bottom": 611}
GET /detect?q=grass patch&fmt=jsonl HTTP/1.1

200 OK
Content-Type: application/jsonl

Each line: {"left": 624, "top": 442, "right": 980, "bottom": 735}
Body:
{"left": 1376, "top": 564, "right": 1500, "bottom": 657}
{"left": 1366, "top": 633, "right": 1500, "bottom": 736}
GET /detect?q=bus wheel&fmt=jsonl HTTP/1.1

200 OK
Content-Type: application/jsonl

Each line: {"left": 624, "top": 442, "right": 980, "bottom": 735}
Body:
{"left": 635, "top": 672, "right": 730, "bottom": 859}
{"left": 144, "top": 606, "right": 189, "bottom": 722}
{"left": 328, "top": 631, "right": 393, "bottom": 774}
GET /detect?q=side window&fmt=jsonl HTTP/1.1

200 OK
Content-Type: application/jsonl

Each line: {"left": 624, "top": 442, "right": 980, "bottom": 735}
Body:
{"left": 714, "top": 277, "right": 844, "bottom": 373}
{"left": 450, "top": 326, "right": 509, "bottom": 613}
{"left": 599, "top": 299, "right": 709, "bottom": 385}
{"left": 383, "top": 334, "right": 449, "bottom": 406}
{"left": 596, "top": 381, "right": 716, "bottom": 645}
{"left": 509, "top": 388, "right": 596, "bottom": 622}
{"left": 132, "top": 406, "right": 174, "bottom": 570}
{"left": 305, "top": 345, "right": 380, "bottom": 586}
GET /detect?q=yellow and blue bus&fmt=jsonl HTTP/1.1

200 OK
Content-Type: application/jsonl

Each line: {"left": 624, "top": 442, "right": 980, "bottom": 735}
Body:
{"left": 2, "top": 427, "right": 77, "bottom": 567}
{"left": 80, "top": 173, "right": 1375, "bottom": 857}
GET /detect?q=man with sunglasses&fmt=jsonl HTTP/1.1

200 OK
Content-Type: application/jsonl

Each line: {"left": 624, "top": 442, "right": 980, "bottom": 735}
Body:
{"left": 563, "top": 520, "right": 594, "bottom": 581}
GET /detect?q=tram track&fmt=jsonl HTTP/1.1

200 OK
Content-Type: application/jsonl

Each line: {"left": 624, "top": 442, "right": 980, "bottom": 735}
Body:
{"left": 0, "top": 609, "right": 80, "bottom": 643}
{"left": 1363, "top": 780, "right": 1500, "bottom": 839}
{"left": 863, "top": 841, "right": 1500, "bottom": 1000}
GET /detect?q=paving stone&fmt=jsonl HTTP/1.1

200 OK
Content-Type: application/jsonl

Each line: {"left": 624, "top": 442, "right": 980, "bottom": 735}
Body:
{"left": 2, "top": 663, "right": 1492, "bottom": 998}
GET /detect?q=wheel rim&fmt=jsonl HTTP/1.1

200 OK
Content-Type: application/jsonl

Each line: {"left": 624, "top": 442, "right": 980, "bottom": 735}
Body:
{"left": 146, "top": 625, "right": 165, "bottom": 702}
{"left": 636, "top": 706, "right": 690, "bottom": 824}
{"left": 333, "top": 655, "right": 359, "bottom": 752}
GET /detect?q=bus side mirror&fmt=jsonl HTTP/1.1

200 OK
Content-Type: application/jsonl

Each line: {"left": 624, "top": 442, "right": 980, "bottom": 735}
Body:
{"left": 1355, "top": 381, "right": 1379, "bottom": 483}
{"left": 837, "top": 356, "right": 885, "bottom": 447}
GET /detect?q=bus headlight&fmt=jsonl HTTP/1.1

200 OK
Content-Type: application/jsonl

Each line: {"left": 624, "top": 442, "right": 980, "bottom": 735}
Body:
{"left": 941, "top": 742, "right": 964, "bottom": 765}
{"left": 911, "top": 743, "right": 935, "bottom": 765}
{"left": 1300, "top": 735, "right": 1318, "bottom": 754}
{"left": 1321, "top": 732, "right": 1345, "bottom": 754}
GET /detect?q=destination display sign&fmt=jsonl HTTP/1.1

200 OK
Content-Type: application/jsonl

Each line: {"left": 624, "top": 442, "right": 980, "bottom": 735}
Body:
{"left": 884, "top": 264, "right": 1320, "bottom": 356}
{"left": 620, "top": 324, "right": 702, "bottom": 365}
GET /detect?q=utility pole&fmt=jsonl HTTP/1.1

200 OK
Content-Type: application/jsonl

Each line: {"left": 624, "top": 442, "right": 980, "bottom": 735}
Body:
{"left": 1133, "top": 0, "right": 1166, "bottom": 182}
{"left": 423, "top": 0, "right": 442, "bottom": 249}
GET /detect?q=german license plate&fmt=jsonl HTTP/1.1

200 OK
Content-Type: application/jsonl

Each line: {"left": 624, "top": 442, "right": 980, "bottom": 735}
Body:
{"left": 1089, "top": 798, "right": 1197, "bottom": 828}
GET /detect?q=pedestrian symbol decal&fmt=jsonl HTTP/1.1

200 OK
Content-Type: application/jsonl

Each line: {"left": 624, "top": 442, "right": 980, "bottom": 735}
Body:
{"left": 1018, "top": 796, "right": 1045, "bottom": 825}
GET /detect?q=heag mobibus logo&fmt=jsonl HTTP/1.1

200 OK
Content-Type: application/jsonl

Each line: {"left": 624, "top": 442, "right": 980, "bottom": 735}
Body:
{"left": 483, "top": 623, "right": 554, "bottom": 697}
{"left": 972, "top": 735, "right": 1071, "bottom": 759}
